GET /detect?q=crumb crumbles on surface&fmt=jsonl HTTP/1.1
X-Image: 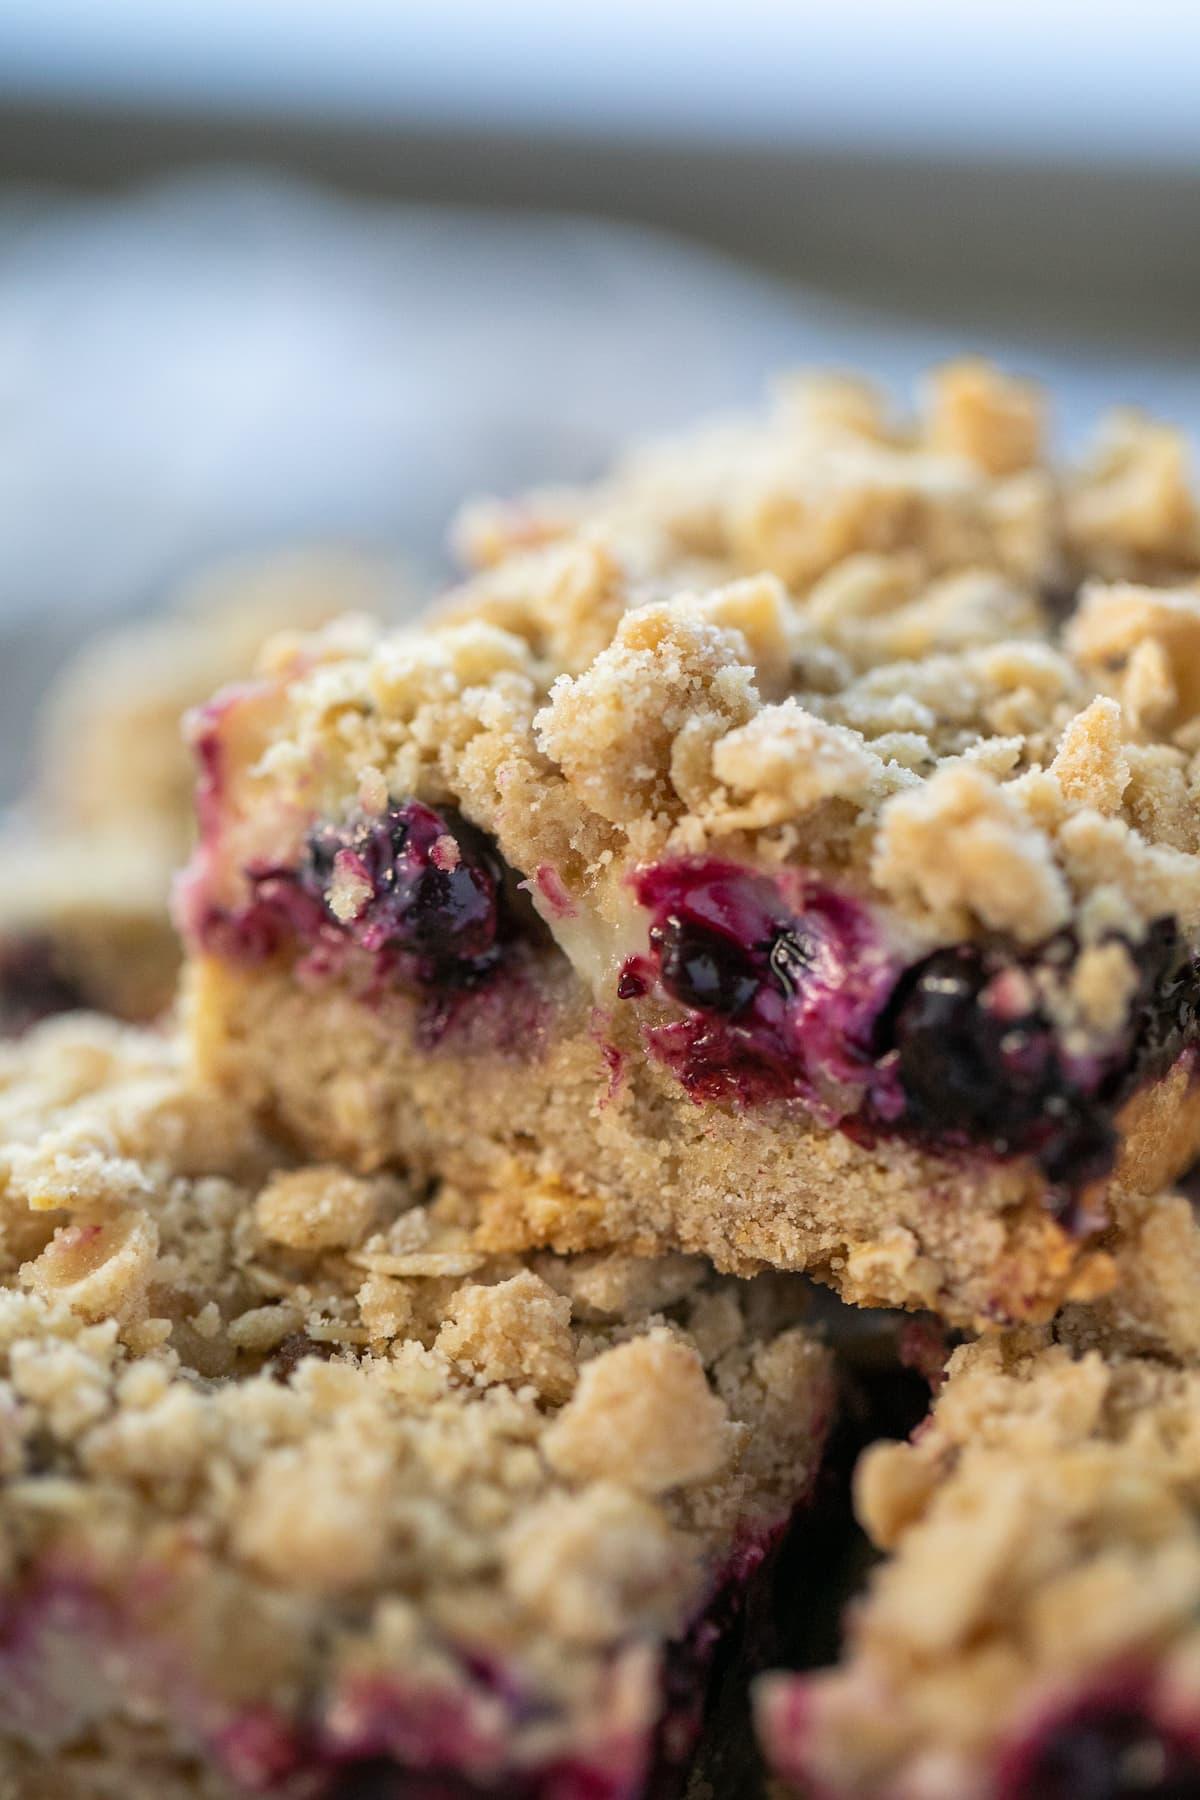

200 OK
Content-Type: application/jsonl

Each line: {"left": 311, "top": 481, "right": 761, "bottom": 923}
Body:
{"left": 0, "top": 1016, "right": 831, "bottom": 1799}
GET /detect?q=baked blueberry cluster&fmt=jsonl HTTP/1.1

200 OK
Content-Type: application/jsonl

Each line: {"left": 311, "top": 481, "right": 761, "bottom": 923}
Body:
{"left": 623, "top": 857, "right": 1200, "bottom": 1201}
{"left": 200, "top": 800, "right": 539, "bottom": 996}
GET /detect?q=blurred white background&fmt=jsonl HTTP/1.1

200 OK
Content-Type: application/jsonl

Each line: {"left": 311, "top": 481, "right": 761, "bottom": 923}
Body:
{"left": 6, "top": 0, "right": 1200, "bottom": 166}
{"left": 1, "top": 1, "right": 1198, "bottom": 792}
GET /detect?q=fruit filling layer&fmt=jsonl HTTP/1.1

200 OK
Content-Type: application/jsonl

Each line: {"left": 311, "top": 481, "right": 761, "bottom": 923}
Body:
{"left": 621, "top": 858, "right": 1200, "bottom": 1194}
{"left": 194, "top": 799, "right": 550, "bottom": 1038}
{"left": 190, "top": 761, "right": 1200, "bottom": 1202}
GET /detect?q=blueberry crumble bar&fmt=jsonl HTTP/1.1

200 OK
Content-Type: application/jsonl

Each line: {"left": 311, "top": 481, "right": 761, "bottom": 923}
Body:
{"left": 0, "top": 1016, "right": 832, "bottom": 1799}
{"left": 1, "top": 552, "right": 402, "bottom": 1031}
{"left": 757, "top": 1321, "right": 1200, "bottom": 1799}
{"left": 180, "top": 364, "right": 1200, "bottom": 1327}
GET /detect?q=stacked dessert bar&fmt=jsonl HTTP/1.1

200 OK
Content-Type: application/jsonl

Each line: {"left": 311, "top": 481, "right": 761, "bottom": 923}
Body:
{"left": 181, "top": 361, "right": 1200, "bottom": 1326}
{"left": 5, "top": 360, "right": 1200, "bottom": 1797}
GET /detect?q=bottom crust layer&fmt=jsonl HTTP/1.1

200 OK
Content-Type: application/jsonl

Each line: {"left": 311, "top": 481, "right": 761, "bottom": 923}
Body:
{"left": 188, "top": 958, "right": 1200, "bottom": 1328}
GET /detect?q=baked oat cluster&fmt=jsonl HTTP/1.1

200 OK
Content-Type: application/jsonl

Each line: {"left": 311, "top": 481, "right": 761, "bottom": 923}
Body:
{"left": 9, "top": 360, "right": 1200, "bottom": 1798}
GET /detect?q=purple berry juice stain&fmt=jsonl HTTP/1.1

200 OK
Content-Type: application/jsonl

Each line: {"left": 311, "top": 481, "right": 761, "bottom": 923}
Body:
{"left": 622, "top": 857, "right": 1200, "bottom": 1200}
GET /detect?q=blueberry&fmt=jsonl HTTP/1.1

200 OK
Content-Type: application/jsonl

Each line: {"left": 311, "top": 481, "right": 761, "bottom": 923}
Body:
{"left": 626, "top": 859, "right": 886, "bottom": 1107}
{"left": 1013, "top": 1709, "right": 1200, "bottom": 1800}
{"left": 648, "top": 914, "right": 821, "bottom": 1018}
{"left": 380, "top": 811, "right": 500, "bottom": 970}
{"left": 217, "top": 799, "right": 541, "bottom": 1010}
{"left": 639, "top": 865, "right": 827, "bottom": 1024}
{"left": 300, "top": 801, "right": 518, "bottom": 989}
{"left": 879, "top": 942, "right": 1119, "bottom": 1189}
{"left": 651, "top": 915, "right": 761, "bottom": 1016}
{"left": 883, "top": 948, "right": 1035, "bottom": 1139}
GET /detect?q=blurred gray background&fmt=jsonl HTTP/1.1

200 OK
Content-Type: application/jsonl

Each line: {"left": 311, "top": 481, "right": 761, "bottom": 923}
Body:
{"left": 2, "top": 1, "right": 1199, "bottom": 796}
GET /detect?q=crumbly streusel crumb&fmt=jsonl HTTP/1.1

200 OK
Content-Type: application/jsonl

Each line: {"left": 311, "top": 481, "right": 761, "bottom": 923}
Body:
{"left": 436, "top": 1268, "right": 577, "bottom": 1401}
{"left": 1067, "top": 581, "right": 1200, "bottom": 734}
{"left": 923, "top": 358, "right": 1044, "bottom": 478}
{"left": 1066, "top": 412, "right": 1200, "bottom": 580}
{"left": 872, "top": 761, "right": 1072, "bottom": 942}
{"left": 543, "top": 1331, "right": 735, "bottom": 1494}
{"left": 534, "top": 598, "right": 762, "bottom": 828}
{"left": 254, "top": 1165, "right": 390, "bottom": 1251}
